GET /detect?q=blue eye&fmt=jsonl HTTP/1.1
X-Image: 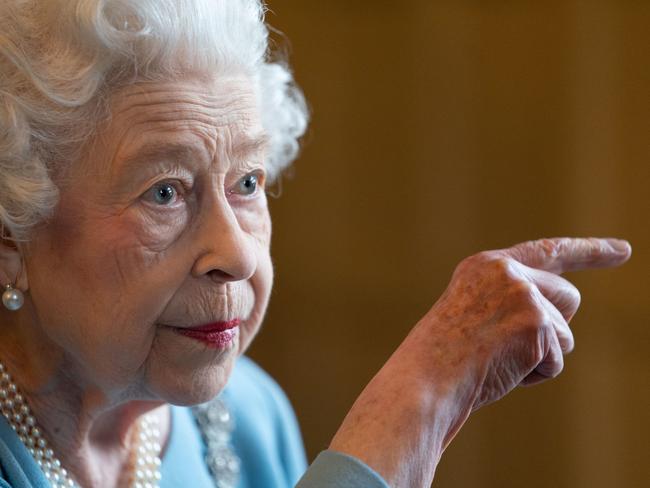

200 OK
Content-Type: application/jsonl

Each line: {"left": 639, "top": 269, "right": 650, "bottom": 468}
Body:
{"left": 150, "top": 183, "right": 177, "bottom": 205}
{"left": 236, "top": 173, "right": 259, "bottom": 196}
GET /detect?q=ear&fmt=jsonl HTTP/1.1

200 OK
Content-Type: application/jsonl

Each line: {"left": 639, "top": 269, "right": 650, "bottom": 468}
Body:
{"left": 0, "top": 228, "right": 29, "bottom": 292}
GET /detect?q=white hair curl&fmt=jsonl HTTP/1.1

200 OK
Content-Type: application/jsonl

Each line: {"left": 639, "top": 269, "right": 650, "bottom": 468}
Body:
{"left": 0, "top": 0, "right": 308, "bottom": 242}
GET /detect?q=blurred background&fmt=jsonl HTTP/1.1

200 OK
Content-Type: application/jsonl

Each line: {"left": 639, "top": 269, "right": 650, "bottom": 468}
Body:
{"left": 247, "top": 1, "right": 649, "bottom": 487}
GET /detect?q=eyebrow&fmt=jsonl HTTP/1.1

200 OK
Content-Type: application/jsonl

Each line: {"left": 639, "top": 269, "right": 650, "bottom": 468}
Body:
{"left": 118, "top": 134, "right": 271, "bottom": 174}
{"left": 118, "top": 143, "right": 198, "bottom": 173}
{"left": 231, "top": 133, "right": 271, "bottom": 160}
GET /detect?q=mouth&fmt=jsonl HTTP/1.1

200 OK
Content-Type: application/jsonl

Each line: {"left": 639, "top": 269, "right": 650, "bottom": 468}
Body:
{"left": 164, "top": 319, "right": 241, "bottom": 349}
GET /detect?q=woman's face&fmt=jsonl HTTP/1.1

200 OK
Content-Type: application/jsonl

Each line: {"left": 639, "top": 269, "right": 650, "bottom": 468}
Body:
{"left": 23, "top": 74, "right": 273, "bottom": 404}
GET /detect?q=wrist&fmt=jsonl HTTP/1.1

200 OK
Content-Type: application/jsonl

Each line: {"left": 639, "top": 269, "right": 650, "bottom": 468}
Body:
{"left": 329, "top": 346, "right": 479, "bottom": 487}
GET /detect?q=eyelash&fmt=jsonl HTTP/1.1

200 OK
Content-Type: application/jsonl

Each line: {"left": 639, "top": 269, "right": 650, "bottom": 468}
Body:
{"left": 228, "top": 170, "right": 265, "bottom": 199}
{"left": 143, "top": 171, "right": 264, "bottom": 207}
{"left": 148, "top": 181, "right": 186, "bottom": 206}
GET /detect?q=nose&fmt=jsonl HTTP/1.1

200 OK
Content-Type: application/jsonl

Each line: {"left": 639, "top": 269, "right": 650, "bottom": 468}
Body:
{"left": 191, "top": 200, "right": 257, "bottom": 283}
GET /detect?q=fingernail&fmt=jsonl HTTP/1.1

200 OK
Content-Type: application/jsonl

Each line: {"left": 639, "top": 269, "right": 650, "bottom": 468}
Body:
{"left": 606, "top": 238, "right": 631, "bottom": 254}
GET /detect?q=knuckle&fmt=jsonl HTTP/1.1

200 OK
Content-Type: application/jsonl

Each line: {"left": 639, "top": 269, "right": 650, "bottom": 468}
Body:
{"left": 516, "top": 308, "right": 550, "bottom": 338}
{"left": 530, "top": 306, "right": 550, "bottom": 328}
{"left": 454, "top": 255, "right": 475, "bottom": 275}
{"left": 587, "top": 238, "right": 607, "bottom": 262}
{"left": 552, "top": 354, "right": 565, "bottom": 377}
{"left": 455, "top": 253, "right": 479, "bottom": 274}
{"left": 537, "top": 238, "right": 561, "bottom": 260}
{"left": 532, "top": 333, "right": 564, "bottom": 377}
{"left": 537, "top": 237, "right": 577, "bottom": 261}
{"left": 556, "top": 321, "right": 576, "bottom": 355}
{"left": 465, "top": 250, "right": 497, "bottom": 266}
{"left": 494, "top": 257, "right": 517, "bottom": 277}
{"left": 514, "top": 305, "right": 550, "bottom": 351}
{"left": 509, "top": 280, "right": 537, "bottom": 303}
{"left": 563, "top": 336, "right": 576, "bottom": 355}
{"left": 530, "top": 331, "right": 546, "bottom": 365}
{"left": 580, "top": 237, "right": 613, "bottom": 264}
{"left": 568, "top": 283, "right": 582, "bottom": 307}
{"left": 459, "top": 251, "right": 525, "bottom": 283}
{"left": 483, "top": 254, "right": 521, "bottom": 282}
{"left": 456, "top": 250, "right": 508, "bottom": 276}
{"left": 548, "top": 360, "right": 564, "bottom": 378}
{"left": 517, "top": 307, "right": 548, "bottom": 342}
{"left": 560, "top": 280, "right": 582, "bottom": 319}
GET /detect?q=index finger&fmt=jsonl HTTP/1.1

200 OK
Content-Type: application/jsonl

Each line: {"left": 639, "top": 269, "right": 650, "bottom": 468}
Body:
{"left": 501, "top": 237, "right": 632, "bottom": 274}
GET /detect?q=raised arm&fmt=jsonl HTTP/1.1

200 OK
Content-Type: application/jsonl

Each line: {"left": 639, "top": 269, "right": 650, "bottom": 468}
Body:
{"left": 327, "top": 237, "right": 631, "bottom": 487}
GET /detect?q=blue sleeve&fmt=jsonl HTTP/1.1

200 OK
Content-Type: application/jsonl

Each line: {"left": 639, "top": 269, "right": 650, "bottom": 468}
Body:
{"left": 296, "top": 450, "right": 390, "bottom": 488}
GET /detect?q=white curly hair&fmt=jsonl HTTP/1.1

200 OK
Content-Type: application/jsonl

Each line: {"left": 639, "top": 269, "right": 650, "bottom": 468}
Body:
{"left": 0, "top": 0, "right": 308, "bottom": 242}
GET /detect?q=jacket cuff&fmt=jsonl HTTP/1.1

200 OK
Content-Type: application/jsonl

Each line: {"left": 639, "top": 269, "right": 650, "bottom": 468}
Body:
{"left": 296, "top": 449, "right": 390, "bottom": 487}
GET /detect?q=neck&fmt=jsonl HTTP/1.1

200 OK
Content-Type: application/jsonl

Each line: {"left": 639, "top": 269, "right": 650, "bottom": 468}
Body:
{"left": 0, "top": 313, "right": 170, "bottom": 488}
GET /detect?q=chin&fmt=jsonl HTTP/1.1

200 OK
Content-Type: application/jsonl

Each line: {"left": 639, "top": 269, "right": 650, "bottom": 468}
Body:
{"left": 145, "top": 338, "right": 239, "bottom": 406}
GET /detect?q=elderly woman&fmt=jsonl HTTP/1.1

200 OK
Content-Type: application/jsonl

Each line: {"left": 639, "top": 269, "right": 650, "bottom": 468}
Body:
{"left": 0, "top": 1, "right": 631, "bottom": 487}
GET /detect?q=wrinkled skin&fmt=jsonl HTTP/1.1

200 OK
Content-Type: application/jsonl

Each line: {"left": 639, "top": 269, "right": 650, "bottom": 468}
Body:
{"left": 0, "top": 74, "right": 273, "bottom": 488}
{"left": 330, "top": 237, "right": 631, "bottom": 488}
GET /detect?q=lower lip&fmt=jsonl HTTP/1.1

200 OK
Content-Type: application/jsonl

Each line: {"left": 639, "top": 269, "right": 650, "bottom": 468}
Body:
{"left": 172, "top": 324, "right": 239, "bottom": 349}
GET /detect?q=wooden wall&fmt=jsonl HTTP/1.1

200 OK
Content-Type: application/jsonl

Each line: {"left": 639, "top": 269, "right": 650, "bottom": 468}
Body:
{"left": 247, "top": 1, "right": 649, "bottom": 486}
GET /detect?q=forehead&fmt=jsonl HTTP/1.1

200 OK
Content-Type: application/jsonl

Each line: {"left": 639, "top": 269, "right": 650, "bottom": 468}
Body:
{"left": 100, "top": 75, "right": 267, "bottom": 175}
{"left": 112, "top": 76, "right": 260, "bottom": 125}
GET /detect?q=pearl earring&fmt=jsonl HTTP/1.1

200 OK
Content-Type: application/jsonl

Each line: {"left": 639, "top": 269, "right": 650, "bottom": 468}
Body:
{"left": 2, "top": 284, "right": 24, "bottom": 311}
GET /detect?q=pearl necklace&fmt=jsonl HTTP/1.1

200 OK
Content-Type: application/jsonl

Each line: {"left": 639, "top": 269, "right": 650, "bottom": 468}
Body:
{"left": 0, "top": 360, "right": 162, "bottom": 488}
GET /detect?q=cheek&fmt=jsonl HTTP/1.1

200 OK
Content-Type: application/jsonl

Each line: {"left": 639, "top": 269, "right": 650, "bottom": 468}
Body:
{"left": 238, "top": 202, "right": 272, "bottom": 293}
{"left": 24, "top": 237, "right": 156, "bottom": 383}
{"left": 238, "top": 262, "right": 273, "bottom": 354}
{"left": 236, "top": 206, "right": 273, "bottom": 352}
{"left": 125, "top": 205, "right": 191, "bottom": 252}
{"left": 26, "top": 208, "right": 191, "bottom": 371}
{"left": 237, "top": 193, "right": 272, "bottom": 245}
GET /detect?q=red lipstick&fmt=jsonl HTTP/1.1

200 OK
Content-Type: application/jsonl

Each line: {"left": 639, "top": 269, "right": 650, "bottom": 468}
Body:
{"left": 174, "top": 319, "right": 240, "bottom": 348}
